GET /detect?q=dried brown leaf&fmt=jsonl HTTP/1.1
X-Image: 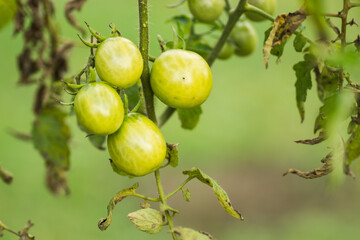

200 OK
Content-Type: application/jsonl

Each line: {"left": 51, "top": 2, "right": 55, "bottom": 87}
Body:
{"left": 283, "top": 153, "right": 332, "bottom": 179}
{"left": 65, "top": 0, "right": 87, "bottom": 35}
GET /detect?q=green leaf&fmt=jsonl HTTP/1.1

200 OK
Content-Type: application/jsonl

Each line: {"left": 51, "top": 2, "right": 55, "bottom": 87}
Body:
{"left": 293, "top": 54, "right": 317, "bottom": 122}
{"left": 174, "top": 227, "right": 214, "bottom": 240}
{"left": 87, "top": 134, "right": 106, "bottom": 150}
{"left": 187, "top": 42, "right": 212, "bottom": 59}
{"left": 98, "top": 183, "right": 139, "bottom": 231}
{"left": 314, "top": 65, "right": 339, "bottom": 103}
{"left": 183, "top": 168, "right": 243, "bottom": 220}
{"left": 181, "top": 188, "right": 191, "bottom": 202}
{"left": 125, "top": 84, "right": 140, "bottom": 110}
{"left": 293, "top": 33, "right": 307, "bottom": 52}
{"left": 127, "top": 208, "right": 164, "bottom": 234}
{"left": 346, "top": 125, "right": 360, "bottom": 164}
{"left": 177, "top": 106, "right": 202, "bottom": 130}
{"left": 167, "top": 14, "right": 191, "bottom": 37}
{"left": 166, "top": 143, "right": 179, "bottom": 167}
{"left": 32, "top": 107, "right": 71, "bottom": 169}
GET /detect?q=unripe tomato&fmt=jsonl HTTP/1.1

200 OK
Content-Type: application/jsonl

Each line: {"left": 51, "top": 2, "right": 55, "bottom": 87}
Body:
{"left": 231, "top": 21, "right": 258, "bottom": 56}
{"left": 0, "top": 0, "right": 17, "bottom": 29}
{"left": 245, "top": 0, "right": 277, "bottom": 22}
{"left": 150, "top": 49, "right": 212, "bottom": 109}
{"left": 107, "top": 113, "right": 166, "bottom": 177}
{"left": 74, "top": 82, "right": 124, "bottom": 136}
{"left": 188, "top": 0, "right": 225, "bottom": 23}
{"left": 218, "top": 42, "right": 235, "bottom": 60}
{"left": 95, "top": 37, "right": 143, "bottom": 89}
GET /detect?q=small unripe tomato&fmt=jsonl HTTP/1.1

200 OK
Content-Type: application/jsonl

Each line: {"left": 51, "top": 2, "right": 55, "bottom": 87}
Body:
{"left": 107, "top": 113, "right": 166, "bottom": 177}
{"left": 0, "top": 0, "right": 17, "bottom": 29}
{"left": 231, "top": 21, "right": 258, "bottom": 56}
{"left": 74, "top": 82, "right": 124, "bottom": 136}
{"left": 188, "top": 0, "right": 225, "bottom": 23}
{"left": 150, "top": 49, "right": 212, "bottom": 109}
{"left": 245, "top": 0, "right": 277, "bottom": 22}
{"left": 95, "top": 37, "right": 143, "bottom": 89}
{"left": 218, "top": 42, "right": 235, "bottom": 60}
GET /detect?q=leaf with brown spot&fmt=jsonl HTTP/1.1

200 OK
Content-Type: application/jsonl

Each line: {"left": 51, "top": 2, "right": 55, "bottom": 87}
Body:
{"left": 183, "top": 168, "right": 243, "bottom": 220}
{"left": 295, "top": 131, "right": 326, "bottom": 145}
{"left": 263, "top": 8, "right": 306, "bottom": 68}
{"left": 174, "top": 227, "right": 214, "bottom": 240}
{"left": 127, "top": 208, "right": 164, "bottom": 234}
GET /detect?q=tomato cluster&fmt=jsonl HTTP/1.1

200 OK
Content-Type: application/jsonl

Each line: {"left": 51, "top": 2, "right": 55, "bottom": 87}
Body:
{"left": 68, "top": 24, "right": 214, "bottom": 177}
{"left": 67, "top": 0, "right": 277, "bottom": 176}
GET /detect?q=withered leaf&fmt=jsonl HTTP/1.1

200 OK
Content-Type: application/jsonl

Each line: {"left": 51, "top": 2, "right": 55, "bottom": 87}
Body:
{"left": 65, "top": 0, "right": 87, "bottom": 35}
{"left": 263, "top": 8, "right": 306, "bottom": 68}
{"left": 283, "top": 153, "right": 332, "bottom": 179}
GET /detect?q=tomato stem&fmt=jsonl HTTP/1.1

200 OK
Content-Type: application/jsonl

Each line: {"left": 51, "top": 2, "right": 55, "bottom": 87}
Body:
{"left": 138, "top": 0, "right": 157, "bottom": 123}
{"left": 154, "top": 170, "right": 178, "bottom": 240}
{"left": 165, "top": 177, "right": 194, "bottom": 200}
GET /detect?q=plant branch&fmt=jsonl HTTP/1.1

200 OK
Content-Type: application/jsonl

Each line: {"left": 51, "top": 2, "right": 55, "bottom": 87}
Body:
{"left": 244, "top": 3, "right": 274, "bottom": 21}
{"left": 155, "top": 170, "right": 177, "bottom": 240}
{"left": 206, "top": 0, "right": 247, "bottom": 66}
{"left": 138, "top": 0, "right": 157, "bottom": 123}
{"left": 165, "top": 177, "right": 193, "bottom": 200}
{"left": 339, "top": 0, "right": 351, "bottom": 90}
{"left": 159, "top": 107, "right": 176, "bottom": 128}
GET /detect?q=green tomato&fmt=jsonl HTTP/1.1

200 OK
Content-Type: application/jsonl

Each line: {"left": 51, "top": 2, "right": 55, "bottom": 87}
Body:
{"left": 107, "top": 113, "right": 166, "bottom": 177}
{"left": 0, "top": 0, "right": 17, "bottom": 29}
{"left": 218, "top": 42, "right": 235, "bottom": 60}
{"left": 74, "top": 82, "right": 124, "bottom": 136}
{"left": 188, "top": 0, "right": 225, "bottom": 23}
{"left": 231, "top": 21, "right": 258, "bottom": 56}
{"left": 245, "top": 0, "right": 276, "bottom": 22}
{"left": 150, "top": 49, "right": 212, "bottom": 109}
{"left": 95, "top": 37, "right": 143, "bottom": 89}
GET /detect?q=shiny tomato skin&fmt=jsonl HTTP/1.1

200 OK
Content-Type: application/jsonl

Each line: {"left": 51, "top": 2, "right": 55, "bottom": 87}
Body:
{"left": 245, "top": 0, "right": 276, "bottom": 22}
{"left": 95, "top": 37, "right": 143, "bottom": 89}
{"left": 0, "top": 0, "right": 17, "bottom": 29}
{"left": 150, "top": 49, "right": 212, "bottom": 109}
{"left": 107, "top": 113, "right": 166, "bottom": 177}
{"left": 231, "top": 21, "right": 258, "bottom": 56}
{"left": 74, "top": 82, "right": 124, "bottom": 136}
{"left": 188, "top": 0, "right": 225, "bottom": 23}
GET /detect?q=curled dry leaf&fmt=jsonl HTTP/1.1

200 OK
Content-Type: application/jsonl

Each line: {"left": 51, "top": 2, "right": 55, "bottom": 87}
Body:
{"left": 283, "top": 153, "right": 332, "bottom": 179}
{"left": 65, "top": 0, "right": 87, "bottom": 35}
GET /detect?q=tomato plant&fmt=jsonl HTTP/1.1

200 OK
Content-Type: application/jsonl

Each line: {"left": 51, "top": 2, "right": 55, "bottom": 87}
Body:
{"left": 107, "top": 113, "right": 166, "bottom": 177}
{"left": 150, "top": 49, "right": 213, "bottom": 109}
{"left": 245, "top": 0, "right": 277, "bottom": 22}
{"left": 74, "top": 82, "right": 124, "bottom": 136}
{"left": 231, "top": 21, "right": 258, "bottom": 56}
{"left": 3, "top": 0, "right": 360, "bottom": 240}
{"left": 95, "top": 37, "right": 143, "bottom": 89}
{"left": 188, "top": 0, "right": 225, "bottom": 23}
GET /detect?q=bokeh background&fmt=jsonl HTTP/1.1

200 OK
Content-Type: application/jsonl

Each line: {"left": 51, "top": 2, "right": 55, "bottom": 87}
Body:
{"left": 1, "top": 0, "right": 360, "bottom": 239}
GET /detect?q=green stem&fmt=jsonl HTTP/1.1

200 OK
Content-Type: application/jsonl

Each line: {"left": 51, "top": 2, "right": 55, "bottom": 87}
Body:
{"left": 165, "top": 177, "right": 193, "bottom": 200}
{"left": 206, "top": 0, "right": 247, "bottom": 66}
{"left": 339, "top": 0, "right": 351, "bottom": 90}
{"left": 155, "top": 170, "right": 177, "bottom": 240}
{"left": 138, "top": 0, "right": 157, "bottom": 123}
{"left": 244, "top": 3, "right": 274, "bottom": 21}
{"left": 159, "top": 107, "right": 176, "bottom": 128}
{"left": 132, "top": 193, "right": 161, "bottom": 202}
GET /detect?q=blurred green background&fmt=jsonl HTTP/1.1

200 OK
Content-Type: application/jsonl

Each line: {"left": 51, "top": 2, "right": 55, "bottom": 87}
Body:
{"left": 1, "top": 0, "right": 360, "bottom": 239}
